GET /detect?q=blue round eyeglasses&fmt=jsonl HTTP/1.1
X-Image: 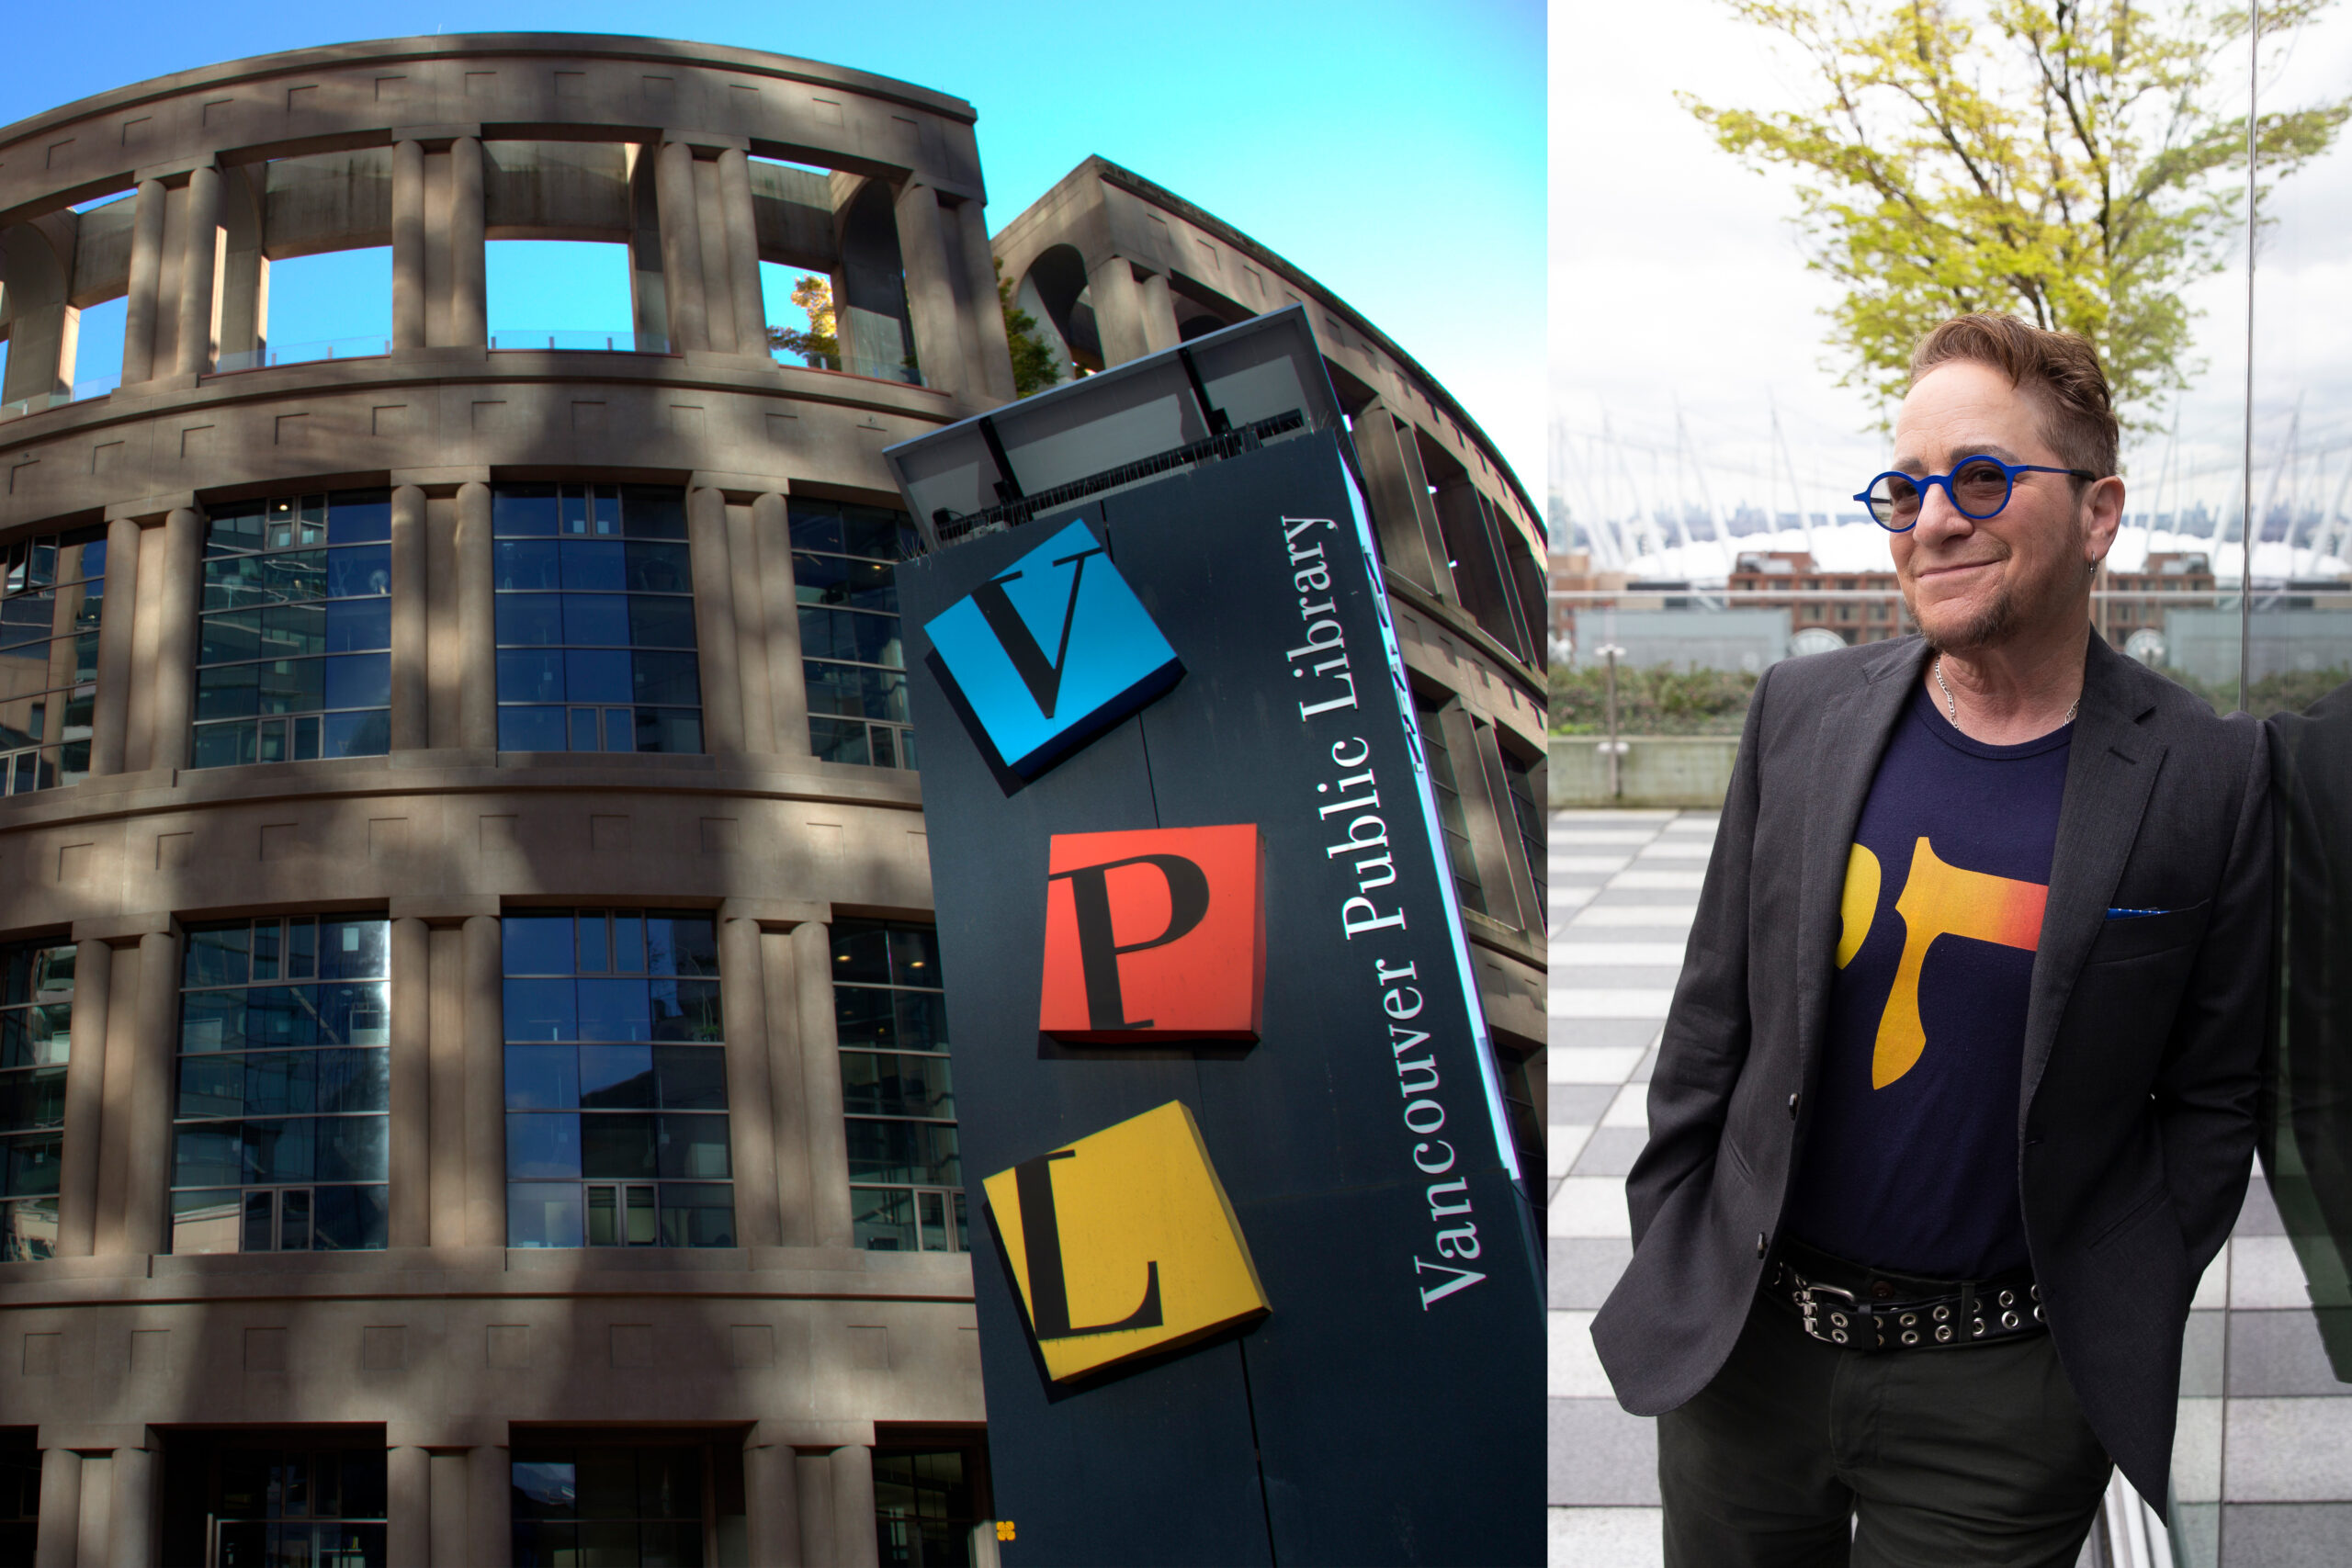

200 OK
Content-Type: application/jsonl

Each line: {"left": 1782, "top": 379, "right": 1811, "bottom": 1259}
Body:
{"left": 1855, "top": 457, "right": 2102, "bottom": 532}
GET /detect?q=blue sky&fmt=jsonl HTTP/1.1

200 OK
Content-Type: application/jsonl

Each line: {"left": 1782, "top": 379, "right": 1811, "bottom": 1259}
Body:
{"left": 8, "top": 2, "right": 1544, "bottom": 491}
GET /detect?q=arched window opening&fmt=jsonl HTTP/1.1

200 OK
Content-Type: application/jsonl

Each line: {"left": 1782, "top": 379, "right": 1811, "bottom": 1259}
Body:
{"left": 1020, "top": 244, "right": 1098, "bottom": 372}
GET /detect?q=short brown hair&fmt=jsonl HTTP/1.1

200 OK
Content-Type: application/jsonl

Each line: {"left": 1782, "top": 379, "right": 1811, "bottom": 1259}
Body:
{"left": 1908, "top": 313, "right": 2119, "bottom": 480}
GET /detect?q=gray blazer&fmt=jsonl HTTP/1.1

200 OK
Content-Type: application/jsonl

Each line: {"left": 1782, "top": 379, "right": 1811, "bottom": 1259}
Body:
{"left": 1591, "top": 629, "right": 2272, "bottom": 1514}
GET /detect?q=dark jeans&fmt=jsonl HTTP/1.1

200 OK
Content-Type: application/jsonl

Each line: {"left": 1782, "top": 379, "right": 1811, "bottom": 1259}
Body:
{"left": 1657, "top": 1290, "right": 2114, "bottom": 1567}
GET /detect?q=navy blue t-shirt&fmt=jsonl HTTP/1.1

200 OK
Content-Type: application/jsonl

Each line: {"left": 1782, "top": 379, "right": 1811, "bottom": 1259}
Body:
{"left": 1781, "top": 682, "right": 2071, "bottom": 1280}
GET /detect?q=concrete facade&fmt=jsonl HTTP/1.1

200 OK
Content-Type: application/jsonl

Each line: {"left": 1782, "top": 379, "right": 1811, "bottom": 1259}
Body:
{"left": 0, "top": 36, "right": 1548, "bottom": 1566}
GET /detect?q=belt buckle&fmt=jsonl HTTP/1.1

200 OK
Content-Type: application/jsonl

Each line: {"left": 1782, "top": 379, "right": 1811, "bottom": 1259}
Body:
{"left": 1791, "top": 1276, "right": 1867, "bottom": 1348}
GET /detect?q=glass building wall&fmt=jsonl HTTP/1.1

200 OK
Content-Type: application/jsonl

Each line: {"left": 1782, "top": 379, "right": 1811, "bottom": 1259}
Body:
{"left": 0, "top": 528, "right": 103, "bottom": 794}
{"left": 492, "top": 483, "right": 703, "bottom": 754}
{"left": 194, "top": 491, "right": 392, "bottom": 768}
{"left": 831, "top": 919, "right": 961, "bottom": 1252}
{"left": 0, "top": 940, "right": 70, "bottom": 1261}
{"left": 503, "top": 909, "right": 734, "bottom": 1248}
{"left": 509, "top": 1442, "right": 708, "bottom": 1566}
{"left": 169, "top": 916, "right": 391, "bottom": 1253}
{"left": 791, "top": 499, "right": 918, "bottom": 769}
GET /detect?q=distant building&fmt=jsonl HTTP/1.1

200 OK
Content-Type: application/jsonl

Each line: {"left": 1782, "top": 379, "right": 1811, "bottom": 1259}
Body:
{"left": 2095, "top": 553, "right": 2217, "bottom": 654}
{"left": 1728, "top": 552, "right": 1910, "bottom": 646}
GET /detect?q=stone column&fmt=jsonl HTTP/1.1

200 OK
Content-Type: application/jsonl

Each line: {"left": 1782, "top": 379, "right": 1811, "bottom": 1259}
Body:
{"left": 795, "top": 1451, "right": 835, "bottom": 1566}
{"left": 426, "top": 924, "right": 468, "bottom": 1247}
{"left": 1136, "top": 270, "right": 1180, "bottom": 356}
{"left": 753, "top": 492, "right": 812, "bottom": 760}
{"left": 389, "top": 916, "right": 430, "bottom": 1248}
{"left": 31, "top": 1445, "right": 77, "bottom": 1568}
{"left": 121, "top": 929, "right": 177, "bottom": 1257}
{"left": 791, "top": 920, "right": 853, "bottom": 1248}
{"left": 86, "top": 518, "right": 140, "bottom": 776}
{"left": 693, "top": 157, "right": 736, "bottom": 353}
{"left": 726, "top": 501, "right": 775, "bottom": 754}
{"left": 892, "top": 182, "right": 967, "bottom": 399}
{"left": 745, "top": 1437, "right": 803, "bottom": 1567}
{"left": 762, "top": 927, "right": 813, "bottom": 1247}
{"left": 105, "top": 1445, "right": 153, "bottom": 1568}
{"left": 466, "top": 1443, "right": 510, "bottom": 1567}
{"left": 387, "top": 1445, "right": 429, "bottom": 1567}
{"left": 462, "top": 915, "right": 504, "bottom": 1247}
{"left": 831, "top": 1446, "right": 879, "bottom": 1568}
{"left": 389, "top": 484, "right": 429, "bottom": 751}
{"left": 949, "top": 197, "right": 1017, "bottom": 402}
{"left": 455, "top": 482, "right": 496, "bottom": 752}
{"left": 1084, "top": 258, "right": 1151, "bottom": 368}
{"left": 656, "top": 141, "right": 709, "bottom": 354}
{"left": 143, "top": 507, "right": 201, "bottom": 773}
{"left": 391, "top": 141, "right": 426, "bottom": 350}
{"left": 427, "top": 1450, "right": 468, "bottom": 1565}
{"left": 174, "top": 163, "right": 222, "bottom": 376}
{"left": 718, "top": 914, "right": 780, "bottom": 1247}
{"left": 54, "top": 938, "right": 110, "bottom": 1258}
{"left": 717, "top": 149, "right": 766, "bottom": 357}
{"left": 74, "top": 1451, "right": 109, "bottom": 1566}
{"left": 448, "top": 138, "right": 487, "bottom": 348}
{"left": 686, "top": 487, "right": 745, "bottom": 757}
{"left": 119, "top": 178, "right": 166, "bottom": 385}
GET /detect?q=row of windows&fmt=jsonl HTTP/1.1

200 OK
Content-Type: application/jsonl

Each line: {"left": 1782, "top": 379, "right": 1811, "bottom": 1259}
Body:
{"left": 0, "top": 909, "right": 962, "bottom": 1262}
{"left": 0, "top": 487, "right": 925, "bottom": 789}
{"left": 0, "top": 1432, "right": 986, "bottom": 1568}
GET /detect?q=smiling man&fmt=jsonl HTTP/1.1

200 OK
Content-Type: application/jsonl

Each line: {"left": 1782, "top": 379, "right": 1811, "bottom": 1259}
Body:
{"left": 1590, "top": 314, "right": 2273, "bottom": 1565}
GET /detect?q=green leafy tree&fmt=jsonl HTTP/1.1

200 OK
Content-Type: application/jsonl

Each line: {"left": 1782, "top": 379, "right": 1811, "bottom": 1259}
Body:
{"left": 997, "top": 257, "right": 1066, "bottom": 397}
{"left": 1684, "top": 0, "right": 2348, "bottom": 424}
{"left": 766, "top": 274, "right": 838, "bottom": 366}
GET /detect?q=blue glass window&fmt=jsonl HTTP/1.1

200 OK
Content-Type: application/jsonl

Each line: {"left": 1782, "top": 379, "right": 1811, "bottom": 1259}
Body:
{"left": 193, "top": 491, "right": 392, "bottom": 769}
{"left": 0, "top": 941, "right": 72, "bottom": 1260}
{"left": 831, "top": 919, "right": 960, "bottom": 1252}
{"left": 0, "top": 529, "right": 104, "bottom": 794}
{"left": 170, "top": 915, "right": 391, "bottom": 1253}
{"left": 791, "top": 500, "right": 918, "bottom": 770}
{"left": 492, "top": 484, "right": 702, "bottom": 754}
{"left": 503, "top": 909, "right": 732, "bottom": 1248}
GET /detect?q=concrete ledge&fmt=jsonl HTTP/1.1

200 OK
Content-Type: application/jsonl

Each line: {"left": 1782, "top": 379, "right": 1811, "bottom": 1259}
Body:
{"left": 754, "top": 1419, "right": 877, "bottom": 1450}
{"left": 1550, "top": 736, "right": 1737, "bottom": 810}
{"left": 0, "top": 1244, "right": 975, "bottom": 1306}
{"left": 71, "top": 910, "right": 175, "bottom": 943}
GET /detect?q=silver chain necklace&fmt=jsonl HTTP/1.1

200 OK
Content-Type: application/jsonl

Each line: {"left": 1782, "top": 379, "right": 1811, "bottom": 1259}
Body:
{"left": 1934, "top": 655, "right": 2078, "bottom": 733}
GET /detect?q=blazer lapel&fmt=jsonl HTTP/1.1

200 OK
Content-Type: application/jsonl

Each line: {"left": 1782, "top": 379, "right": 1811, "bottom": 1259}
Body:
{"left": 2018, "top": 633, "right": 2165, "bottom": 1125}
{"left": 1793, "top": 638, "right": 1929, "bottom": 1077}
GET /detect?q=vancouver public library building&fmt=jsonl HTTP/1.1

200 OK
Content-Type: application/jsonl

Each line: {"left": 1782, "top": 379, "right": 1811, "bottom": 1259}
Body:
{"left": 0, "top": 32, "right": 1547, "bottom": 1565}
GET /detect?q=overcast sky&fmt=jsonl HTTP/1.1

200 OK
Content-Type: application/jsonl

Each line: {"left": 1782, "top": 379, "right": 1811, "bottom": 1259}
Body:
{"left": 1550, "top": 0, "right": 2352, "bottom": 578}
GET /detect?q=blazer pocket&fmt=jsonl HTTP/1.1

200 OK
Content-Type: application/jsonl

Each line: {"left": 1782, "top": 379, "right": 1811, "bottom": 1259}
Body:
{"left": 1719, "top": 1122, "right": 1757, "bottom": 1186}
{"left": 2088, "top": 1182, "right": 2174, "bottom": 1254}
{"left": 2086, "top": 899, "right": 2211, "bottom": 964}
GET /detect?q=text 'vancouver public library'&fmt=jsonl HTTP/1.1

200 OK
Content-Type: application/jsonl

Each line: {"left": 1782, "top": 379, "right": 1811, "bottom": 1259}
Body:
{"left": 0, "top": 32, "right": 1547, "bottom": 1568}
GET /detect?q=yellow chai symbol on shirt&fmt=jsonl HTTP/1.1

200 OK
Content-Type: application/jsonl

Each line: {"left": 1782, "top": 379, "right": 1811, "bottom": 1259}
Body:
{"left": 1836, "top": 838, "right": 2047, "bottom": 1089}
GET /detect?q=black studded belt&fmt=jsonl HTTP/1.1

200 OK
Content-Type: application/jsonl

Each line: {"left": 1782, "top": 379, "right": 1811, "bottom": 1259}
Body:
{"left": 1767, "top": 1238, "right": 2046, "bottom": 1351}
